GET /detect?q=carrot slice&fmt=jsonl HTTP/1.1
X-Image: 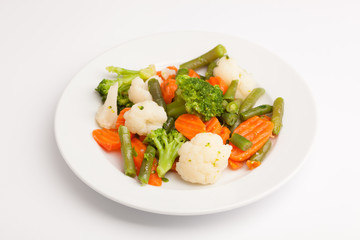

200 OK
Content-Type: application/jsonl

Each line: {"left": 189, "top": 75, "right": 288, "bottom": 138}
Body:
{"left": 92, "top": 128, "right": 121, "bottom": 151}
{"left": 205, "top": 117, "right": 222, "bottom": 135}
{"left": 230, "top": 116, "right": 274, "bottom": 162}
{"left": 115, "top": 107, "right": 131, "bottom": 129}
{"left": 188, "top": 69, "right": 200, "bottom": 78}
{"left": 219, "top": 126, "right": 231, "bottom": 144}
{"left": 175, "top": 114, "right": 206, "bottom": 140}
{"left": 131, "top": 138, "right": 147, "bottom": 175}
{"left": 228, "top": 159, "right": 244, "bottom": 170}
{"left": 160, "top": 78, "right": 178, "bottom": 104}
{"left": 207, "top": 76, "right": 228, "bottom": 94}
{"left": 246, "top": 160, "right": 261, "bottom": 170}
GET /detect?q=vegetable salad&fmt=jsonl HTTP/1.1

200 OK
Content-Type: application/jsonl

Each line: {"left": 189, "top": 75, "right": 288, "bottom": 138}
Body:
{"left": 92, "top": 45, "right": 284, "bottom": 186}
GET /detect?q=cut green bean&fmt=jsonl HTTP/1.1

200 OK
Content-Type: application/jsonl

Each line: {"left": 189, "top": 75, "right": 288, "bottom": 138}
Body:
{"left": 222, "top": 112, "right": 238, "bottom": 126}
{"left": 138, "top": 145, "right": 156, "bottom": 185}
{"left": 249, "top": 139, "right": 272, "bottom": 162}
{"left": 180, "top": 44, "right": 227, "bottom": 70}
{"left": 230, "top": 118, "right": 242, "bottom": 133}
{"left": 163, "top": 117, "right": 175, "bottom": 133}
{"left": 205, "top": 61, "right": 217, "bottom": 79}
{"left": 167, "top": 97, "right": 187, "bottom": 118}
{"left": 148, "top": 78, "right": 167, "bottom": 111}
{"left": 118, "top": 126, "right": 136, "bottom": 178}
{"left": 271, "top": 97, "right": 284, "bottom": 135}
{"left": 240, "top": 104, "right": 273, "bottom": 121}
{"left": 230, "top": 133, "right": 253, "bottom": 151}
{"left": 226, "top": 99, "right": 242, "bottom": 113}
{"left": 223, "top": 80, "right": 239, "bottom": 101}
{"left": 221, "top": 99, "right": 229, "bottom": 109}
{"left": 239, "top": 88, "right": 265, "bottom": 113}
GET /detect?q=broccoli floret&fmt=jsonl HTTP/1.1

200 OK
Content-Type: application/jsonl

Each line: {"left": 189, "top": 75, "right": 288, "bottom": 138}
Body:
{"left": 95, "top": 65, "right": 156, "bottom": 112}
{"left": 144, "top": 128, "right": 186, "bottom": 178}
{"left": 176, "top": 75, "right": 224, "bottom": 121}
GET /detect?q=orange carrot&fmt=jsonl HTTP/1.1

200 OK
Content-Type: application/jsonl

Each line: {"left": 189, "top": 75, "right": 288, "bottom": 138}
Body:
{"left": 230, "top": 116, "right": 274, "bottom": 162}
{"left": 148, "top": 159, "right": 162, "bottom": 186}
{"left": 175, "top": 114, "right": 206, "bottom": 140}
{"left": 228, "top": 159, "right": 244, "bottom": 170}
{"left": 207, "top": 76, "right": 228, "bottom": 94}
{"left": 246, "top": 160, "right": 261, "bottom": 170}
{"left": 219, "top": 126, "right": 231, "bottom": 144}
{"left": 115, "top": 107, "right": 131, "bottom": 129}
{"left": 131, "top": 138, "right": 147, "bottom": 175}
{"left": 92, "top": 128, "right": 121, "bottom": 151}
{"left": 157, "top": 66, "right": 178, "bottom": 80}
{"left": 188, "top": 69, "right": 200, "bottom": 78}
{"left": 167, "top": 66, "right": 178, "bottom": 72}
{"left": 205, "top": 117, "right": 222, "bottom": 135}
{"left": 160, "top": 78, "right": 178, "bottom": 104}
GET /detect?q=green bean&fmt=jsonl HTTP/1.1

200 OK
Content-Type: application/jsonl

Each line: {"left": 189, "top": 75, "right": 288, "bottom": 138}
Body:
{"left": 176, "top": 68, "right": 189, "bottom": 77}
{"left": 249, "top": 139, "right": 272, "bottom": 162}
{"left": 180, "top": 44, "right": 227, "bottom": 70}
{"left": 205, "top": 61, "right": 217, "bottom": 79}
{"left": 230, "top": 118, "right": 241, "bottom": 133}
{"left": 118, "top": 126, "right": 136, "bottom": 178}
{"left": 240, "top": 104, "right": 273, "bottom": 121}
{"left": 226, "top": 99, "right": 242, "bottom": 113}
{"left": 167, "top": 97, "right": 187, "bottom": 118}
{"left": 271, "top": 97, "right": 284, "bottom": 135}
{"left": 222, "top": 112, "right": 238, "bottom": 126}
{"left": 230, "top": 133, "right": 253, "bottom": 151}
{"left": 138, "top": 145, "right": 156, "bottom": 185}
{"left": 148, "top": 78, "right": 167, "bottom": 111}
{"left": 223, "top": 80, "right": 239, "bottom": 101}
{"left": 163, "top": 117, "right": 175, "bottom": 133}
{"left": 239, "top": 88, "right": 265, "bottom": 113}
{"left": 221, "top": 99, "right": 229, "bottom": 109}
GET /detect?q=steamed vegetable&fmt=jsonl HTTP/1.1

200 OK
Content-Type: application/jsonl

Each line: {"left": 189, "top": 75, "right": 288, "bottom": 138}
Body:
{"left": 239, "top": 88, "right": 265, "bottom": 113}
{"left": 180, "top": 44, "right": 227, "bottom": 70}
{"left": 205, "top": 61, "right": 217, "bottom": 79}
{"left": 246, "top": 139, "right": 272, "bottom": 170}
{"left": 230, "top": 116, "right": 274, "bottom": 162}
{"left": 148, "top": 78, "right": 167, "bottom": 110}
{"left": 123, "top": 101, "right": 167, "bottom": 136}
{"left": 176, "top": 75, "right": 224, "bottom": 121}
{"left": 175, "top": 114, "right": 206, "bottom": 140}
{"left": 92, "top": 128, "right": 121, "bottom": 151}
{"left": 138, "top": 145, "right": 156, "bottom": 185}
{"left": 118, "top": 126, "right": 136, "bottom": 177}
{"left": 95, "top": 82, "right": 118, "bottom": 129}
{"left": 176, "top": 133, "right": 232, "bottom": 184}
{"left": 207, "top": 76, "right": 228, "bottom": 94}
{"left": 240, "top": 104, "right": 273, "bottom": 121}
{"left": 223, "top": 80, "right": 239, "bottom": 101}
{"left": 229, "top": 133, "right": 253, "bottom": 151}
{"left": 144, "top": 128, "right": 186, "bottom": 178}
{"left": 128, "top": 77, "right": 153, "bottom": 104}
{"left": 96, "top": 65, "right": 156, "bottom": 112}
{"left": 271, "top": 97, "right": 284, "bottom": 135}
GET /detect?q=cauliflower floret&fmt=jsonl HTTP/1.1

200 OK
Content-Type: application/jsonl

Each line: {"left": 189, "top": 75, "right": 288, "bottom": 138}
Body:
{"left": 160, "top": 67, "right": 176, "bottom": 80}
{"left": 176, "top": 133, "right": 232, "bottom": 184}
{"left": 95, "top": 82, "right": 118, "bottom": 129}
{"left": 213, "top": 57, "right": 257, "bottom": 99}
{"left": 124, "top": 101, "right": 167, "bottom": 136}
{"left": 128, "top": 77, "right": 153, "bottom": 104}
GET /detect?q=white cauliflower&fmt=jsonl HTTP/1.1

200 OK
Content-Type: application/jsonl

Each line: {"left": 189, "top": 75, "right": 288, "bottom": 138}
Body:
{"left": 95, "top": 82, "right": 118, "bottom": 129}
{"left": 213, "top": 56, "right": 257, "bottom": 99}
{"left": 124, "top": 100, "right": 167, "bottom": 136}
{"left": 128, "top": 77, "right": 153, "bottom": 104}
{"left": 160, "top": 67, "right": 176, "bottom": 80}
{"left": 176, "top": 133, "right": 232, "bottom": 184}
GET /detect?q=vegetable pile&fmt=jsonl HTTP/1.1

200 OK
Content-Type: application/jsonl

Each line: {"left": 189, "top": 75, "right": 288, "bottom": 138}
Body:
{"left": 92, "top": 44, "right": 285, "bottom": 186}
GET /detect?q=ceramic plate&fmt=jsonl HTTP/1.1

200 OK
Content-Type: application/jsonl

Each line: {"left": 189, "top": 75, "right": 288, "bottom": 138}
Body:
{"left": 55, "top": 32, "right": 316, "bottom": 215}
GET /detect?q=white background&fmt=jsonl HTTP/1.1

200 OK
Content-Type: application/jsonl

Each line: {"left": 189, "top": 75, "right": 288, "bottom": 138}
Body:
{"left": 1, "top": 0, "right": 359, "bottom": 239}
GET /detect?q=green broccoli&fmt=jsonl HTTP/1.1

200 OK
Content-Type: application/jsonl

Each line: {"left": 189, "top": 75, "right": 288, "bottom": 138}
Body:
{"left": 175, "top": 75, "right": 224, "bottom": 121}
{"left": 144, "top": 128, "right": 186, "bottom": 178}
{"left": 95, "top": 65, "right": 156, "bottom": 112}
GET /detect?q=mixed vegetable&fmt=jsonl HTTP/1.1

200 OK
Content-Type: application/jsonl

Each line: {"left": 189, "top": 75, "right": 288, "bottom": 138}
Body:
{"left": 92, "top": 45, "right": 284, "bottom": 186}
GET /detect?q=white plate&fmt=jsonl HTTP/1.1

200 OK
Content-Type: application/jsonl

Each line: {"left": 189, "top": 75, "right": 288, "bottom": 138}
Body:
{"left": 55, "top": 31, "right": 316, "bottom": 215}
